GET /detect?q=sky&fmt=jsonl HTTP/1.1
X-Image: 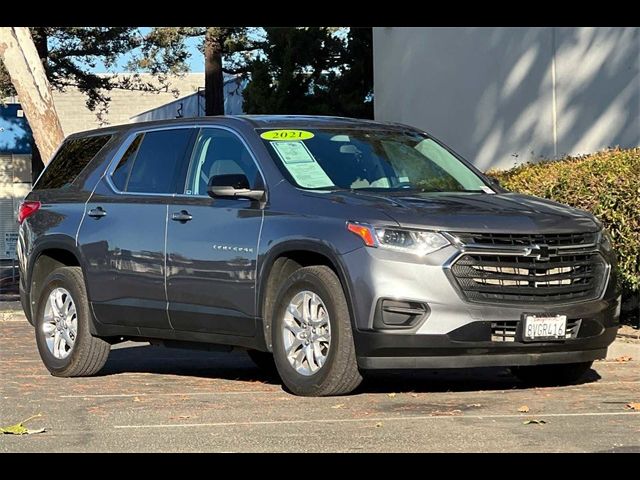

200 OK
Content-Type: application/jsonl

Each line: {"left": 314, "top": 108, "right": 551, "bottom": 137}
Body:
{"left": 92, "top": 27, "right": 205, "bottom": 73}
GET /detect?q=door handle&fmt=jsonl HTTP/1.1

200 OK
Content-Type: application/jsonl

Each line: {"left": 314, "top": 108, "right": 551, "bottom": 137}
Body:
{"left": 171, "top": 210, "right": 193, "bottom": 223}
{"left": 88, "top": 206, "right": 107, "bottom": 218}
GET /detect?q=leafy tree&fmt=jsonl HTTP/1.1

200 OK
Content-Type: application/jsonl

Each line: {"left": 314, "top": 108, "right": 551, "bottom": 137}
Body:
{"left": 131, "top": 27, "right": 260, "bottom": 115}
{"left": 1, "top": 28, "right": 151, "bottom": 112}
{"left": 0, "top": 61, "right": 14, "bottom": 99}
{"left": 242, "top": 27, "right": 373, "bottom": 118}
{"left": 327, "top": 27, "right": 374, "bottom": 119}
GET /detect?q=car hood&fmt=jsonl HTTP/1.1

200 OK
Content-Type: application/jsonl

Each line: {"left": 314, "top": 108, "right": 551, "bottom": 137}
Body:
{"left": 320, "top": 191, "right": 600, "bottom": 234}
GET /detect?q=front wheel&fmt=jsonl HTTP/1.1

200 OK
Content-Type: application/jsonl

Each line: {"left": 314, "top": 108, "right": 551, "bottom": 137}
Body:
{"left": 271, "top": 266, "right": 362, "bottom": 396}
{"left": 510, "top": 361, "right": 594, "bottom": 386}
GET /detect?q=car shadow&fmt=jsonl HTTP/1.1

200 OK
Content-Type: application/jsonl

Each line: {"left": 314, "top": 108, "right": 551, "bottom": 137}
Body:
{"left": 97, "top": 343, "right": 281, "bottom": 386}
{"left": 98, "top": 343, "right": 603, "bottom": 394}
{"left": 356, "top": 367, "right": 602, "bottom": 394}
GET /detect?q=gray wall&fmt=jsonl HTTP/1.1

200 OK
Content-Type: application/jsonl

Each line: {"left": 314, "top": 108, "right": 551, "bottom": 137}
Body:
{"left": 373, "top": 27, "right": 640, "bottom": 171}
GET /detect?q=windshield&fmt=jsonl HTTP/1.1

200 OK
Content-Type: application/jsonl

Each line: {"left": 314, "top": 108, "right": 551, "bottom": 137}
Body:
{"left": 259, "top": 128, "right": 491, "bottom": 193}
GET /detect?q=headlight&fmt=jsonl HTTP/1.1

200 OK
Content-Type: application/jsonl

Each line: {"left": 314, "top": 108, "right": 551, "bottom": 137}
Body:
{"left": 347, "top": 222, "right": 450, "bottom": 256}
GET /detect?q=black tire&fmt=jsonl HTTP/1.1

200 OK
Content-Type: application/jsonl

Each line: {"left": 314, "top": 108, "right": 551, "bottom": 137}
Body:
{"left": 271, "top": 265, "right": 362, "bottom": 396}
{"left": 34, "top": 267, "right": 110, "bottom": 377}
{"left": 246, "top": 349, "right": 278, "bottom": 376}
{"left": 510, "top": 361, "right": 594, "bottom": 386}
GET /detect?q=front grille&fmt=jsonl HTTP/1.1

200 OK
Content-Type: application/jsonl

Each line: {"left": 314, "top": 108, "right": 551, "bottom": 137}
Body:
{"left": 491, "top": 319, "right": 581, "bottom": 342}
{"left": 456, "top": 232, "right": 597, "bottom": 248}
{"left": 491, "top": 321, "right": 518, "bottom": 342}
{"left": 448, "top": 232, "right": 607, "bottom": 304}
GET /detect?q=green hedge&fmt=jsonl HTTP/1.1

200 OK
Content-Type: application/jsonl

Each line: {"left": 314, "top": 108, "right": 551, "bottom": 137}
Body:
{"left": 487, "top": 148, "right": 639, "bottom": 304}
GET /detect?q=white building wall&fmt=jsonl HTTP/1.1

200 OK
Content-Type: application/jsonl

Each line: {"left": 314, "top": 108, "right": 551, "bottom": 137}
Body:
{"left": 373, "top": 27, "right": 640, "bottom": 171}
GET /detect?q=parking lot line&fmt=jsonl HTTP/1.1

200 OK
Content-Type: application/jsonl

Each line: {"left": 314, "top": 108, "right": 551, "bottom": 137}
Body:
{"left": 60, "top": 390, "right": 281, "bottom": 398}
{"left": 583, "top": 380, "right": 640, "bottom": 385}
{"left": 114, "top": 411, "right": 640, "bottom": 429}
{"left": 56, "top": 378, "right": 640, "bottom": 399}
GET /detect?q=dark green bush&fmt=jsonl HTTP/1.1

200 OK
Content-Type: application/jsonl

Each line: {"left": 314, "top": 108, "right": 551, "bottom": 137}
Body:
{"left": 488, "top": 148, "right": 639, "bottom": 318}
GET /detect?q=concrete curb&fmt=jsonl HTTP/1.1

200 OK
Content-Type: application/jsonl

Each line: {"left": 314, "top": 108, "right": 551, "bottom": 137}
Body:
{"left": 606, "top": 338, "right": 640, "bottom": 360}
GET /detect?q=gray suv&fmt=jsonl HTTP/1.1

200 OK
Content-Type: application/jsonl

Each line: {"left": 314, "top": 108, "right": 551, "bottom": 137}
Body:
{"left": 17, "top": 116, "right": 621, "bottom": 396}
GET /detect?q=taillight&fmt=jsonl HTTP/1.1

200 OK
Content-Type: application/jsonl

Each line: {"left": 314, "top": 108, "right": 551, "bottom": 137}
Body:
{"left": 18, "top": 201, "right": 41, "bottom": 224}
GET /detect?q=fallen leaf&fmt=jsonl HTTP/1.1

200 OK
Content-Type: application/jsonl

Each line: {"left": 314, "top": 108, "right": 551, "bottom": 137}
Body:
{"left": 523, "top": 419, "right": 547, "bottom": 425}
{"left": 625, "top": 403, "right": 640, "bottom": 411}
{"left": 614, "top": 356, "right": 633, "bottom": 362}
{"left": 375, "top": 422, "right": 383, "bottom": 428}
{"left": 26, "top": 428, "right": 46, "bottom": 434}
{"left": 1, "top": 414, "right": 46, "bottom": 435}
{"left": 467, "top": 403, "right": 482, "bottom": 408}
{"left": 518, "top": 405, "right": 530, "bottom": 413}
{"left": 331, "top": 404, "right": 345, "bottom": 409}
{"left": 387, "top": 393, "right": 397, "bottom": 398}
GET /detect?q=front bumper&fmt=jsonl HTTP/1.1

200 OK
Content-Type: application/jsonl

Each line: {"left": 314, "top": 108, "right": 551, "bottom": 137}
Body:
{"left": 355, "top": 326, "right": 617, "bottom": 369}
{"left": 341, "top": 245, "right": 621, "bottom": 370}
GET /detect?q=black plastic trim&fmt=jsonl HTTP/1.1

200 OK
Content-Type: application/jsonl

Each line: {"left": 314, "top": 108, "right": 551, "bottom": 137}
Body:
{"left": 358, "top": 348, "right": 608, "bottom": 369}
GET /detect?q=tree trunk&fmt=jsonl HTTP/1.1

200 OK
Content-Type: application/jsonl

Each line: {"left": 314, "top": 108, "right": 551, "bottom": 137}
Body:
{"left": 204, "top": 27, "right": 225, "bottom": 116}
{"left": 29, "top": 27, "right": 48, "bottom": 179}
{"left": 0, "top": 27, "right": 64, "bottom": 163}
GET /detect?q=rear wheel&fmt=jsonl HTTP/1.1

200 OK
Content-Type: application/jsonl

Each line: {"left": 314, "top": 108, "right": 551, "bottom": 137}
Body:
{"left": 34, "top": 267, "right": 110, "bottom": 377}
{"left": 510, "top": 361, "right": 594, "bottom": 386}
{"left": 271, "top": 266, "right": 362, "bottom": 396}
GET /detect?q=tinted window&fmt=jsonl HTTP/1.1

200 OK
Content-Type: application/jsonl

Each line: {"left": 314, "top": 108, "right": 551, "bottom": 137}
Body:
{"left": 35, "top": 135, "right": 111, "bottom": 190}
{"left": 123, "top": 129, "right": 193, "bottom": 194}
{"left": 111, "top": 134, "right": 142, "bottom": 191}
{"left": 185, "top": 128, "right": 260, "bottom": 195}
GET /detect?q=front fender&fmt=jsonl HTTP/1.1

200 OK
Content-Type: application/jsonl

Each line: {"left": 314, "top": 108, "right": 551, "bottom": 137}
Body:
{"left": 256, "top": 237, "right": 360, "bottom": 350}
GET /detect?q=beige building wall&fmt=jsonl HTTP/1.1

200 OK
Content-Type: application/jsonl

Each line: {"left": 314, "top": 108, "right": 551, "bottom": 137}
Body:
{"left": 373, "top": 27, "right": 640, "bottom": 171}
{"left": 0, "top": 154, "right": 30, "bottom": 259}
{"left": 52, "top": 73, "right": 205, "bottom": 135}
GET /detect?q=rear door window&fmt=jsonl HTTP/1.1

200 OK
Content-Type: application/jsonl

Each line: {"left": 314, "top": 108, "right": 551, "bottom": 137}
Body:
{"left": 111, "top": 134, "right": 142, "bottom": 191}
{"left": 34, "top": 134, "right": 112, "bottom": 190}
{"left": 110, "top": 129, "right": 194, "bottom": 194}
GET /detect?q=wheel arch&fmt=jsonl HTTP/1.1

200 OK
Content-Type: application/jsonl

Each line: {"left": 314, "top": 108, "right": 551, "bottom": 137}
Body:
{"left": 257, "top": 240, "right": 357, "bottom": 351}
{"left": 26, "top": 235, "right": 88, "bottom": 326}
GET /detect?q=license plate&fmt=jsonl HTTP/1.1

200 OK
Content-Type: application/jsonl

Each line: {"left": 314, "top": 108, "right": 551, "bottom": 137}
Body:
{"left": 522, "top": 314, "right": 567, "bottom": 341}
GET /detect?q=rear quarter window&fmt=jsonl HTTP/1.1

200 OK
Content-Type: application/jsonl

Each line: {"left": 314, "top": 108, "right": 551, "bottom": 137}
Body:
{"left": 34, "top": 134, "right": 112, "bottom": 190}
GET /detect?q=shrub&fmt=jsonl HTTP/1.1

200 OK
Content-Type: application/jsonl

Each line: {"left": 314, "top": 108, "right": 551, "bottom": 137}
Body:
{"left": 487, "top": 148, "right": 639, "bottom": 320}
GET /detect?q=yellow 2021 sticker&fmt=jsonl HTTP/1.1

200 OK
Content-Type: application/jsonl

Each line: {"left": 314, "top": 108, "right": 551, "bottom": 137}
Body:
{"left": 260, "top": 130, "right": 315, "bottom": 141}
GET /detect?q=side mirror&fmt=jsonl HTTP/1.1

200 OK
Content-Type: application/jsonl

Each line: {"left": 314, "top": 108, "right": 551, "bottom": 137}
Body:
{"left": 207, "top": 174, "right": 265, "bottom": 201}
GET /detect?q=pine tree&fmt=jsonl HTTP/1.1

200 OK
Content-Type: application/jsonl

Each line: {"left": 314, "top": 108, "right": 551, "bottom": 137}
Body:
{"left": 242, "top": 27, "right": 373, "bottom": 118}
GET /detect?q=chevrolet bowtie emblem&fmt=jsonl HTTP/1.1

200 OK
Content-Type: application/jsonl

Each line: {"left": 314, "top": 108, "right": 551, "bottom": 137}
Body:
{"left": 526, "top": 244, "right": 551, "bottom": 261}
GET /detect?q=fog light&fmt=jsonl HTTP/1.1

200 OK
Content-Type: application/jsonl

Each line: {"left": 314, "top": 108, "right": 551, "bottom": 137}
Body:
{"left": 374, "top": 299, "right": 429, "bottom": 329}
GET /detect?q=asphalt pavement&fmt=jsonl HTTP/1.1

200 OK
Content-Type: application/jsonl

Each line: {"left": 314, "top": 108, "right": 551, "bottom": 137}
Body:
{"left": 2, "top": 314, "right": 639, "bottom": 452}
